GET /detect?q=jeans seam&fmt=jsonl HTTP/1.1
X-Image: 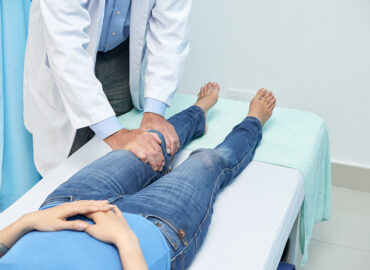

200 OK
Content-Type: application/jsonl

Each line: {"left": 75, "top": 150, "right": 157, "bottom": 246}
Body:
{"left": 171, "top": 168, "right": 223, "bottom": 262}
{"left": 82, "top": 168, "right": 126, "bottom": 194}
{"left": 192, "top": 105, "right": 206, "bottom": 136}
{"left": 195, "top": 232, "right": 198, "bottom": 252}
{"left": 176, "top": 120, "right": 192, "bottom": 148}
{"left": 194, "top": 105, "right": 206, "bottom": 136}
{"left": 245, "top": 116, "right": 262, "bottom": 132}
{"left": 177, "top": 106, "right": 205, "bottom": 139}
{"left": 145, "top": 214, "right": 181, "bottom": 250}
{"left": 181, "top": 252, "right": 184, "bottom": 270}
{"left": 142, "top": 171, "right": 157, "bottom": 188}
{"left": 221, "top": 123, "right": 261, "bottom": 172}
{"left": 171, "top": 129, "right": 261, "bottom": 262}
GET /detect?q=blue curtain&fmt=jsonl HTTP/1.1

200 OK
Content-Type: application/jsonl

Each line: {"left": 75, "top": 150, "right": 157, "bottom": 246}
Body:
{"left": 0, "top": 0, "right": 41, "bottom": 211}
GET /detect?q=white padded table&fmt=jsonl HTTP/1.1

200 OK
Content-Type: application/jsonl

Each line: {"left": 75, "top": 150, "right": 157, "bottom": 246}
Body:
{"left": 0, "top": 136, "right": 304, "bottom": 270}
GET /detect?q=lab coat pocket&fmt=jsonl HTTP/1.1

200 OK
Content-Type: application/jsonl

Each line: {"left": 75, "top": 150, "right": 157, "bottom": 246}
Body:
{"left": 34, "top": 57, "right": 64, "bottom": 116}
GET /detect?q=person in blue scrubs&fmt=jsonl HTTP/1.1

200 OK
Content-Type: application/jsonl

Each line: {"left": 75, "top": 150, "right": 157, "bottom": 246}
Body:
{"left": 0, "top": 85, "right": 276, "bottom": 269}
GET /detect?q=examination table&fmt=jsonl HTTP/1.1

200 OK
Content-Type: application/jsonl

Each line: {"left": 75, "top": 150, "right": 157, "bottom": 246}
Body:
{"left": 0, "top": 93, "right": 332, "bottom": 269}
{"left": 0, "top": 136, "right": 303, "bottom": 269}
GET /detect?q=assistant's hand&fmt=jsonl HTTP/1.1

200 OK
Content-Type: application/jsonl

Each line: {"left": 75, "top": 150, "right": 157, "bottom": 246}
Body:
{"left": 25, "top": 200, "right": 114, "bottom": 232}
{"left": 140, "top": 112, "right": 179, "bottom": 155}
{"left": 104, "top": 129, "right": 164, "bottom": 171}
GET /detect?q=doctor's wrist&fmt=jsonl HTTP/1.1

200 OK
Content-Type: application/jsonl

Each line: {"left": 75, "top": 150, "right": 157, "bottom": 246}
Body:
{"left": 104, "top": 128, "right": 127, "bottom": 148}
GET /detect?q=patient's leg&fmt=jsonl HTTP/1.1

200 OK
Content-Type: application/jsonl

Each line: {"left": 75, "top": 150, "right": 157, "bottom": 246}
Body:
{"left": 40, "top": 83, "right": 219, "bottom": 209}
{"left": 117, "top": 89, "right": 276, "bottom": 269}
{"left": 167, "top": 82, "right": 219, "bottom": 149}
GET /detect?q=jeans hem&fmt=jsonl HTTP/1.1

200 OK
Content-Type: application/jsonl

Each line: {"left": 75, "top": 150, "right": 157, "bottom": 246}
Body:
{"left": 245, "top": 116, "right": 263, "bottom": 132}
{"left": 190, "top": 105, "right": 206, "bottom": 136}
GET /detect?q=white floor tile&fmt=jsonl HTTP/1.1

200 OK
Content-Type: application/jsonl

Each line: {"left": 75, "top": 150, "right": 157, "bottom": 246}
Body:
{"left": 311, "top": 187, "right": 370, "bottom": 251}
{"left": 312, "top": 210, "right": 370, "bottom": 251}
{"left": 297, "top": 239, "right": 370, "bottom": 270}
{"left": 299, "top": 187, "right": 370, "bottom": 270}
{"left": 331, "top": 186, "right": 370, "bottom": 218}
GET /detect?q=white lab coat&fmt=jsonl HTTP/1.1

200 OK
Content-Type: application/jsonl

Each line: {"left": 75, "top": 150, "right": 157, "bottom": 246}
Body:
{"left": 23, "top": 0, "right": 191, "bottom": 176}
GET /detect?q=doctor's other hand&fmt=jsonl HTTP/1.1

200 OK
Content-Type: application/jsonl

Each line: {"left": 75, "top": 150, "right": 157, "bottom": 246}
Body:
{"left": 104, "top": 128, "right": 165, "bottom": 171}
{"left": 140, "top": 112, "right": 180, "bottom": 156}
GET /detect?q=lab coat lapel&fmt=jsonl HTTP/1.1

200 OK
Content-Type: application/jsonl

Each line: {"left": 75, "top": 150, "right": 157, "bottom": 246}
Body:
{"left": 130, "top": 0, "right": 151, "bottom": 109}
{"left": 86, "top": 0, "right": 106, "bottom": 61}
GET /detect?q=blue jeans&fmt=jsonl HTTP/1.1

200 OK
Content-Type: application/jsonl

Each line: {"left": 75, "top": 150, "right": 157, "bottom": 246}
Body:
{"left": 40, "top": 106, "right": 262, "bottom": 270}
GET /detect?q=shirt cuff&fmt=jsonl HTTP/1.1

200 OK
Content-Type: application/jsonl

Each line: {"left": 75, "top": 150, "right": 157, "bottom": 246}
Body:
{"left": 90, "top": 116, "right": 122, "bottom": 140}
{"left": 144, "top": 98, "right": 167, "bottom": 117}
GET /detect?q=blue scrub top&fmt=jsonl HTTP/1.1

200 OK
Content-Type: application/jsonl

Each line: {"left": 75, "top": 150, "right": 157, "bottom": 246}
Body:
{"left": 0, "top": 213, "right": 170, "bottom": 270}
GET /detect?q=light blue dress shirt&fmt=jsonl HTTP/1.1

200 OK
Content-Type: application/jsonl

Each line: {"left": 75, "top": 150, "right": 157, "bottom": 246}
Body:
{"left": 91, "top": 0, "right": 167, "bottom": 140}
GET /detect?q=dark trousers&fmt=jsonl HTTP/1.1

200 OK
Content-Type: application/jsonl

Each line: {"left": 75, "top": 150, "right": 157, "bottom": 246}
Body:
{"left": 69, "top": 39, "right": 133, "bottom": 156}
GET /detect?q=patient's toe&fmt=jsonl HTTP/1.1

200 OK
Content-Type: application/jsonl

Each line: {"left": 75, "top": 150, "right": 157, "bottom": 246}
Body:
{"left": 256, "top": 88, "right": 267, "bottom": 98}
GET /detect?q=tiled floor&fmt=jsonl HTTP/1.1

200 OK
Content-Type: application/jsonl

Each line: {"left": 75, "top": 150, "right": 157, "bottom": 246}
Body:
{"left": 297, "top": 186, "right": 370, "bottom": 270}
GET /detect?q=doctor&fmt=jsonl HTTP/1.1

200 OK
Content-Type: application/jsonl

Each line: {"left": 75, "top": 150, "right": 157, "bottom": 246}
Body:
{"left": 23, "top": 0, "right": 191, "bottom": 176}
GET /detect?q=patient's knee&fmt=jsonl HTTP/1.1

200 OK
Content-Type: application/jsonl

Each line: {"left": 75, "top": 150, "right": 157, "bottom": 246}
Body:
{"left": 190, "top": 148, "right": 228, "bottom": 170}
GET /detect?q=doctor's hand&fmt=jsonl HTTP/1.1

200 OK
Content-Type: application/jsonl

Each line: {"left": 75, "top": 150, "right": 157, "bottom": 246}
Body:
{"left": 140, "top": 112, "right": 180, "bottom": 156}
{"left": 104, "top": 128, "right": 165, "bottom": 171}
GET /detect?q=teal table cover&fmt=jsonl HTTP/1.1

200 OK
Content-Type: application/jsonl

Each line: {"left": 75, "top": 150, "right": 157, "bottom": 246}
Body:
{"left": 117, "top": 93, "right": 331, "bottom": 265}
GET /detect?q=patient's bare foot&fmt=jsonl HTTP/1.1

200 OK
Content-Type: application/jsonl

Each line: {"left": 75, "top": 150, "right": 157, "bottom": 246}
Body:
{"left": 194, "top": 82, "right": 220, "bottom": 133}
{"left": 195, "top": 82, "right": 220, "bottom": 113}
{"left": 247, "top": 88, "right": 276, "bottom": 126}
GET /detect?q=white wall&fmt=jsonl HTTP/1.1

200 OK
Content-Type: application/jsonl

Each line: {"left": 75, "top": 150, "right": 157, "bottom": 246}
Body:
{"left": 178, "top": 0, "right": 370, "bottom": 168}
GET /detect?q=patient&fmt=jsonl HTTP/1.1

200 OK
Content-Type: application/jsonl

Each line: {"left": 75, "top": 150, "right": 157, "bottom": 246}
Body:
{"left": 0, "top": 83, "right": 276, "bottom": 270}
